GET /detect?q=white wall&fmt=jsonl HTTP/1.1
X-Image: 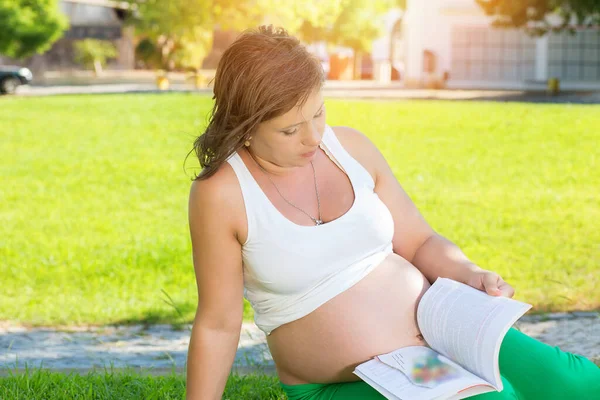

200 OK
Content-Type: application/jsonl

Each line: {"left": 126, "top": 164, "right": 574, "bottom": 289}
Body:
{"left": 371, "top": 8, "right": 404, "bottom": 61}
{"left": 370, "top": 1, "right": 600, "bottom": 89}
{"left": 59, "top": 0, "right": 121, "bottom": 26}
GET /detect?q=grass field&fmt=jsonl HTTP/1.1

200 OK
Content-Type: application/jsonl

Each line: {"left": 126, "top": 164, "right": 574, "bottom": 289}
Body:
{"left": 0, "top": 367, "right": 284, "bottom": 399}
{"left": 1, "top": 358, "right": 599, "bottom": 399}
{"left": 1, "top": 94, "right": 598, "bottom": 329}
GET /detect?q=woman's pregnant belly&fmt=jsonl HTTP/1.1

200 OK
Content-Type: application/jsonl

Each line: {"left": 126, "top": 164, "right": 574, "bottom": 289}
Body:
{"left": 266, "top": 252, "right": 432, "bottom": 385}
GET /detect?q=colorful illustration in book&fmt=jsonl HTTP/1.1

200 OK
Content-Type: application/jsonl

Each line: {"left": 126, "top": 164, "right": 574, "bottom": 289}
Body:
{"left": 409, "top": 351, "right": 461, "bottom": 387}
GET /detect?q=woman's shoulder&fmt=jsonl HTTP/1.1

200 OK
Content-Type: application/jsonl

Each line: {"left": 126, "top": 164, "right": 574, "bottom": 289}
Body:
{"left": 329, "top": 125, "right": 381, "bottom": 183}
{"left": 190, "top": 159, "right": 241, "bottom": 197}
{"left": 189, "top": 160, "right": 247, "bottom": 240}
{"left": 329, "top": 125, "right": 381, "bottom": 157}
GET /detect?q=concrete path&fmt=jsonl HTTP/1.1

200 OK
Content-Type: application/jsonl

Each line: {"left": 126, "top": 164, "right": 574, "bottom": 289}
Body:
{"left": 1, "top": 312, "right": 598, "bottom": 376}
{"left": 9, "top": 82, "right": 600, "bottom": 104}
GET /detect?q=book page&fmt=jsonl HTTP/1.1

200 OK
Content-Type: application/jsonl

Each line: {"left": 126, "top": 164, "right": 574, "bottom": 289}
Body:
{"left": 440, "top": 385, "right": 497, "bottom": 400}
{"left": 377, "top": 346, "right": 477, "bottom": 389}
{"left": 416, "top": 278, "right": 531, "bottom": 388}
{"left": 354, "top": 358, "right": 493, "bottom": 400}
{"left": 352, "top": 368, "right": 402, "bottom": 400}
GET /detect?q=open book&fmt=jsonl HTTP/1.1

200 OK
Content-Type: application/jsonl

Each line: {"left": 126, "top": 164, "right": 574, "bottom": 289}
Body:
{"left": 353, "top": 278, "right": 532, "bottom": 400}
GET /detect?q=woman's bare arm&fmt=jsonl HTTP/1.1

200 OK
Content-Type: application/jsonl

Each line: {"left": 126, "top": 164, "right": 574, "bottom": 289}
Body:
{"left": 186, "top": 171, "right": 245, "bottom": 400}
{"left": 332, "top": 125, "right": 484, "bottom": 285}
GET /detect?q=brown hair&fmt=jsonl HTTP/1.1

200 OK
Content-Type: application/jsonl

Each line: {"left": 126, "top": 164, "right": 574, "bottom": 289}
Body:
{"left": 190, "top": 25, "right": 325, "bottom": 180}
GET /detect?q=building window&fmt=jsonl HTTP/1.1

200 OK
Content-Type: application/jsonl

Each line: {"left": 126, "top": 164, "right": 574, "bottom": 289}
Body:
{"left": 548, "top": 29, "right": 600, "bottom": 82}
{"left": 64, "top": 25, "right": 122, "bottom": 40}
{"left": 451, "top": 26, "right": 536, "bottom": 82}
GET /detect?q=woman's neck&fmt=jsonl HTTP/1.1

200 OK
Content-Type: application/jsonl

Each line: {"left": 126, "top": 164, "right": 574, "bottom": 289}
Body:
{"left": 245, "top": 147, "right": 312, "bottom": 178}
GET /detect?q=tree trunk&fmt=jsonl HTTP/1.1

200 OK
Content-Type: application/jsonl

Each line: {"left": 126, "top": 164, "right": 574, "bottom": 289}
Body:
{"left": 93, "top": 59, "right": 103, "bottom": 77}
{"left": 353, "top": 50, "right": 362, "bottom": 80}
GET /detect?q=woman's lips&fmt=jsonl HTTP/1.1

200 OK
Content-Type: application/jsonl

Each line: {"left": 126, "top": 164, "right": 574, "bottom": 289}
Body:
{"left": 301, "top": 149, "right": 317, "bottom": 157}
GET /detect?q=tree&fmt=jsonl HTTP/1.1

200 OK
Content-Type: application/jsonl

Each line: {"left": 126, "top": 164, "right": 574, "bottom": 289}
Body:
{"left": 291, "top": 0, "right": 396, "bottom": 79}
{"left": 134, "top": 37, "right": 162, "bottom": 69}
{"left": 124, "top": 0, "right": 267, "bottom": 71}
{"left": 170, "top": 27, "right": 213, "bottom": 72}
{"left": 125, "top": 0, "right": 398, "bottom": 75}
{"left": 476, "top": 0, "right": 600, "bottom": 35}
{"left": 127, "top": 0, "right": 211, "bottom": 70}
{"left": 73, "top": 39, "right": 118, "bottom": 76}
{"left": 0, "top": 0, "right": 68, "bottom": 59}
{"left": 260, "top": 0, "right": 345, "bottom": 42}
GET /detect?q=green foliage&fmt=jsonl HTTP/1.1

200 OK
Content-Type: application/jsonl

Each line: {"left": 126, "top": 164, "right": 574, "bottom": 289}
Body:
{"left": 135, "top": 37, "right": 162, "bottom": 69}
{"left": 289, "top": 0, "right": 396, "bottom": 52}
{"left": 260, "top": 0, "right": 344, "bottom": 43}
{"left": 327, "top": 0, "right": 396, "bottom": 52}
{"left": 288, "top": 0, "right": 396, "bottom": 78}
{"left": 476, "top": 0, "right": 600, "bottom": 35}
{"left": 124, "top": 0, "right": 232, "bottom": 70}
{"left": 0, "top": 0, "right": 68, "bottom": 59}
{"left": 170, "top": 27, "right": 213, "bottom": 72}
{"left": 124, "top": 0, "right": 398, "bottom": 70}
{"left": 73, "top": 39, "right": 118, "bottom": 75}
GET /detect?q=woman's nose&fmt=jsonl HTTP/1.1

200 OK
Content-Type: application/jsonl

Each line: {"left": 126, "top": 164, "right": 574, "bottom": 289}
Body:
{"left": 303, "top": 124, "right": 321, "bottom": 146}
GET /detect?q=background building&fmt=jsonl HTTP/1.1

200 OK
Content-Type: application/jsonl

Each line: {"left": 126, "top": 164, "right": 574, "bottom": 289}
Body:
{"left": 372, "top": 0, "right": 600, "bottom": 89}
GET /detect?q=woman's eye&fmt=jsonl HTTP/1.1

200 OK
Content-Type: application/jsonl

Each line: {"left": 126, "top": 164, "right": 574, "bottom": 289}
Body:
{"left": 282, "top": 110, "right": 324, "bottom": 135}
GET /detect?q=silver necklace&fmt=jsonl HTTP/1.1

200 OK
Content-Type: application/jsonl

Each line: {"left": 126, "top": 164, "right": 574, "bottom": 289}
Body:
{"left": 247, "top": 149, "right": 323, "bottom": 226}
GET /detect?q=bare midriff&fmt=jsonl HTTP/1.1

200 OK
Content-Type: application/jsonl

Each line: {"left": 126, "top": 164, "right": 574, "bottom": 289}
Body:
{"left": 266, "top": 252, "right": 432, "bottom": 385}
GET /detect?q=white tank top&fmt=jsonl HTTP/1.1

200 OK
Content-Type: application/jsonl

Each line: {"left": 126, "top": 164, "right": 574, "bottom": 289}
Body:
{"left": 226, "top": 124, "right": 395, "bottom": 336}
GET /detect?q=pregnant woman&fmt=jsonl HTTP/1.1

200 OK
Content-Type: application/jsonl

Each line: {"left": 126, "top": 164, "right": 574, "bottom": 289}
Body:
{"left": 185, "top": 25, "right": 600, "bottom": 400}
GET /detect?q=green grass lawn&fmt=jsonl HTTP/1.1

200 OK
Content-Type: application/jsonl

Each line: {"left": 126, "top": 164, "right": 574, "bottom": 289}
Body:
{"left": 2, "top": 358, "right": 599, "bottom": 399}
{"left": 0, "top": 368, "right": 285, "bottom": 399}
{"left": 1, "top": 94, "right": 598, "bottom": 329}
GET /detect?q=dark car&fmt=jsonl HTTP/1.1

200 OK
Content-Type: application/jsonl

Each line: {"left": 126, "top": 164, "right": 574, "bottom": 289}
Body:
{"left": 0, "top": 66, "right": 33, "bottom": 94}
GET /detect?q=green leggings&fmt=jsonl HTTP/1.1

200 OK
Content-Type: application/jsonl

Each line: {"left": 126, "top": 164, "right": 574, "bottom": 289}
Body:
{"left": 280, "top": 327, "right": 600, "bottom": 400}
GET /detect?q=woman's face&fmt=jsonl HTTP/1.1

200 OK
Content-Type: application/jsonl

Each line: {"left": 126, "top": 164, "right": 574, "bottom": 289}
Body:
{"left": 249, "top": 88, "right": 326, "bottom": 170}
